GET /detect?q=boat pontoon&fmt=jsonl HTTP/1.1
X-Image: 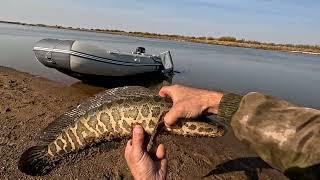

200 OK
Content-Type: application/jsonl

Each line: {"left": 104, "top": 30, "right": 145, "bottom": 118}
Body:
{"left": 33, "top": 38, "right": 173, "bottom": 79}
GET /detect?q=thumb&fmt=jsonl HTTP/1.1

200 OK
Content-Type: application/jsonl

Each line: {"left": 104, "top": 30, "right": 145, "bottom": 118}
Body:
{"left": 164, "top": 104, "right": 184, "bottom": 127}
{"left": 132, "top": 125, "right": 145, "bottom": 158}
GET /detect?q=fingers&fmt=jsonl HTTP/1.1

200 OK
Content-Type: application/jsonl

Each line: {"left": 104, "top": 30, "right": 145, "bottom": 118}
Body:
{"left": 156, "top": 144, "right": 166, "bottom": 160}
{"left": 125, "top": 126, "right": 168, "bottom": 179}
{"left": 160, "top": 158, "right": 168, "bottom": 176}
{"left": 159, "top": 85, "right": 182, "bottom": 127}
{"left": 164, "top": 104, "right": 184, "bottom": 127}
{"left": 159, "top": 86, "right": 173, "bottom": 98}
{"left": 156, "top": 144, "right": 168, "bottom": 176}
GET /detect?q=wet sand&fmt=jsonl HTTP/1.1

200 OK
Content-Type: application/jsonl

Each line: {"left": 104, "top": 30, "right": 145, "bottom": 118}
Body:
{"left": 0, "top": 66, "right": 287, "bottom": 179}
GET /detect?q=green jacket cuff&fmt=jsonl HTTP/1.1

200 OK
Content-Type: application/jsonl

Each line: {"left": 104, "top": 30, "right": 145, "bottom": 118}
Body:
{"left": 217, "top": 93, "right": 243, "bottom": 123}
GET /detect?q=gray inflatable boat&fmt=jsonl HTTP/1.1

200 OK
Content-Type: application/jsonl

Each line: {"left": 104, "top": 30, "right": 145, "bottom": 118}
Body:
{"left": 33, "top": 38, "right": 173, "bottom": 78}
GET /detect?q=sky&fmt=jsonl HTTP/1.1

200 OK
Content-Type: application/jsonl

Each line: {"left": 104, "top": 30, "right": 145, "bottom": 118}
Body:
{"left": 1, "top": 0, "right": 319, "bottom": 45}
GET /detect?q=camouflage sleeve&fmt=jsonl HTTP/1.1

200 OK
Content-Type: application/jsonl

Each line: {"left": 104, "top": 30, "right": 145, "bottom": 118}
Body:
{"left": 217, "top": 92, "right": 320, "bottom": 178}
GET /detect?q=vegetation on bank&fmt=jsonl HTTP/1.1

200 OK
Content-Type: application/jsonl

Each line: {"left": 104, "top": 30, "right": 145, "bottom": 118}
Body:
{"left": 1, "top": 20, "right": 320, "bottom": 55}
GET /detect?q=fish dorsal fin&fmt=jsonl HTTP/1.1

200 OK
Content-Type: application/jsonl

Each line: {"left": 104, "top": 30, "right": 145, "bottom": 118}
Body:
{"left": 37, "top": 86, "right": 153, "bottom": 144}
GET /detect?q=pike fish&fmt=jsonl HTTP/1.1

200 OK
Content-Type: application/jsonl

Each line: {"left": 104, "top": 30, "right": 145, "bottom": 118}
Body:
{"left": 18, "top": 86, "right": 225, "bottom": 176}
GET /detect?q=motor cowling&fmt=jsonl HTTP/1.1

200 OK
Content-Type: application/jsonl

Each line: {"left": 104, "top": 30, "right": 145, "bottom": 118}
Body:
{"left": 135, "top": 47, "right": 146, "bottom": 54}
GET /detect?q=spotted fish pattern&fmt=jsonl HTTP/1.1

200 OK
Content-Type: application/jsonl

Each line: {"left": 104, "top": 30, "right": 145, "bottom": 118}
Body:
{"left": 18, "top": 86, "right": 225, "bottom": 176}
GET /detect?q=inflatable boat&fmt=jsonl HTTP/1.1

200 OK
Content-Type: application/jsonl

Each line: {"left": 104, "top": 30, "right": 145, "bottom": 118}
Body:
{"left": 33, "top": 39, "right": 173, "bottom": 79}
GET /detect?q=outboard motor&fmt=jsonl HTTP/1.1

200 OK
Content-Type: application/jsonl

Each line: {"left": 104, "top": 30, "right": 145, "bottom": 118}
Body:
{"left": 135, "top": 47, "right": 146, "bottom": 54}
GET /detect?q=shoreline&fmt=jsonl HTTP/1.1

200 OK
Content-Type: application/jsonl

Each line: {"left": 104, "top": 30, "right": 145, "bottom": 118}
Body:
{"left": 0, "top": 66, "right": 286, "bottom": 179}
{"left": 1, "top": 20, "right": 319, "bottom": 56}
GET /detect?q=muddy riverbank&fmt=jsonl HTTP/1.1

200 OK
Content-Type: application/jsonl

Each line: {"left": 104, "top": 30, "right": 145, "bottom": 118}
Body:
{"left": 0, "top": 66, "right": 287, "bottom": 179}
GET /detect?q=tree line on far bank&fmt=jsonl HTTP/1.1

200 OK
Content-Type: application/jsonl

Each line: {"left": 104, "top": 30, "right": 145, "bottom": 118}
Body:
{"left": 1, "top": 20, "right": 319, "bottom": 52}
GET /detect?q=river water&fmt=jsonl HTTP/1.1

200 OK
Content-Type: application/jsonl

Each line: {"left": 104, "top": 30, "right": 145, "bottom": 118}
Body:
{"left": 1, "top": 22, "right": 320, "bottom": 108}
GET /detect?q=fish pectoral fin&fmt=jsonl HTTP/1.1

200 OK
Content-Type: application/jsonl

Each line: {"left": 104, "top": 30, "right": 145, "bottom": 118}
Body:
{"left": 147, "top": 120, "right": 165, "bottom": 152}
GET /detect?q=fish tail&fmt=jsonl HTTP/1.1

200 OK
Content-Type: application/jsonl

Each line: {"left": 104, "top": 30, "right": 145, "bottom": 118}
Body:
{"left": 18, "top": 145, "right": 54, "bottom": 176}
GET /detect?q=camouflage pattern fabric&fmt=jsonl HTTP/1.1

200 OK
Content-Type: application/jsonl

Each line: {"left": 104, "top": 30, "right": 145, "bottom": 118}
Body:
{"left": 218, "top": 92, "right": 320, "bottom": 179}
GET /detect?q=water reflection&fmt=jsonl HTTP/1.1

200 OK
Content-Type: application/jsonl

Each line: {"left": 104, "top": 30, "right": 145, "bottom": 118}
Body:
{"left": 69, "top": 71, "right": 173, "bottom": 95}
{"left": 1, "top": 23, "right": 320, "bottom": 108}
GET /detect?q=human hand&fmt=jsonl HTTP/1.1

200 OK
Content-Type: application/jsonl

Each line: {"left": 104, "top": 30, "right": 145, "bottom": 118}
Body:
{"left": 159, "top": 84, "right": 223, "bottom": 127}
{"left": 125, "top": 125, "right": 167, "bottom": 180}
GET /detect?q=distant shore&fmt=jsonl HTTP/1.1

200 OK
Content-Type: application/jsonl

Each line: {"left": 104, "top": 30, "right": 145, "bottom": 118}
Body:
{"left": 1, "top": 20, "right": 320, "bottom": 56}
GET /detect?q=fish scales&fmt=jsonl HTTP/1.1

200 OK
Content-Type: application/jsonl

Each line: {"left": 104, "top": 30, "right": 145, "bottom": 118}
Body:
{"left": 18, "top": 86, "right": 225, "bottom": 176}
{"left": 48, "top": 96, "right": 170, "bottom": 156}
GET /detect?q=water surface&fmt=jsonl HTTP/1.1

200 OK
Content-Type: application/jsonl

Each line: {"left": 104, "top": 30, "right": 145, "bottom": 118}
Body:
{"left": 1, "top": 22, "right": 319, "bottom": 108}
